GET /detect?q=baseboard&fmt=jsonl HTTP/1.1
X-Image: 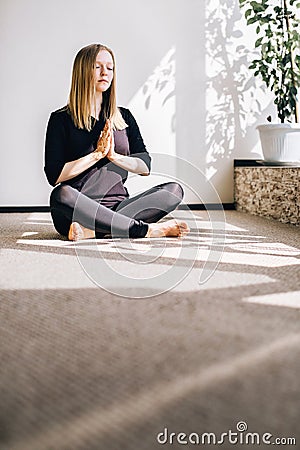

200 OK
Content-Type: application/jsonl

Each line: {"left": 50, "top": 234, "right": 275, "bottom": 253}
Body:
{"left": 179, "top": 203, "right": 235, "bottom": 210}
{"left": 0, "top": 206, "right": 50, "bottom": 213}
{"left": 0, "top": 203, "right": 235, "bottom": 213}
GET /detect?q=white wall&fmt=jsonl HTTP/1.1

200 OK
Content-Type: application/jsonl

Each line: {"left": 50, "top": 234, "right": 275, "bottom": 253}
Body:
{"left": 0, "top": 0, "right": 276, "bottom": 206}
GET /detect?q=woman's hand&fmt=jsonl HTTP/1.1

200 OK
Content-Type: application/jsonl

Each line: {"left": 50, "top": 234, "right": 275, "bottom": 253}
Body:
{"left": 93, "top": 120, "right": 113, "bottom": 161}
{"left": 93, "top": 119, "right": 148, "bottom": 175}
{"left": 105, "top": 121, "right": 118, "bottom": 162}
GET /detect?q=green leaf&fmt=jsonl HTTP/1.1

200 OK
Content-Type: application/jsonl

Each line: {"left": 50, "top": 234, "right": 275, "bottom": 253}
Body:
{"left": 266, "top": 28, "right": 273, "bottom": 38}
{"left": 245, "top": 9, "right": 252, "bottom": 18}
{"left": 255, "top": 37, "right": 263, "bottom": 47}
{"left": 250, "top": 1, "right": 266, "bottom": 12}
{"left": 247, "top": 17, "right": 258, "bottom": 25}
{"left": 256, "top": 25, "right": 261, "bottom": 34}
{"left": 291, "top": 86, "right": 298, "bottom": 95}
{"left": 249, "top": 62, "right": 257, "bottom": 69}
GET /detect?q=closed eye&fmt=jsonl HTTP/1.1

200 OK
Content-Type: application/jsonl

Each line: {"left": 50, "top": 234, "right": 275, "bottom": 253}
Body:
{"left": 95, "top": 65, "right": 114, "bottom": 70}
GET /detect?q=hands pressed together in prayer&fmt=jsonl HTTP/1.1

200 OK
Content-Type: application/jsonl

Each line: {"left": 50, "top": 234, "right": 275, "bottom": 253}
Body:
{"left": 92, "top": 118, "right": 149, "bottom": 176}
{"left": 93, "top": 120, "right": 117, "bottom": 161}
{"left": 55, "top": 119, "right": 119, "bottom": 184}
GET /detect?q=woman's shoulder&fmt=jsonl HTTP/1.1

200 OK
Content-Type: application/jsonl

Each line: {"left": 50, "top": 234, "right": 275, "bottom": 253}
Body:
{"left": 51, "top": 105, "right": 70, "bottom": 117}
{"left": 118, "top": 106, "right": 137, "bottom": 126}
{"left": 118, "top": 106, "right": 130, "bottom": 117}
{"left": 48, "top": 106, "right": 73, "bottom": 128}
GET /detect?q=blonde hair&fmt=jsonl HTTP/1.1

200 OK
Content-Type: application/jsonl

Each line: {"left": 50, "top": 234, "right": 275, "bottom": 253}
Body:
{"left": 67, "top": 43, "right": 127, "bottom": 131}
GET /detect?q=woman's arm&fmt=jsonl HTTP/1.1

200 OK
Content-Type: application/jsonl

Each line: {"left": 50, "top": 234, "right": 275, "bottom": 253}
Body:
{"left": 107, "top": 150, "right": 150, "bottom": 176}
{"left": 106, "top": 117, "right": 150, "bottom": 175}
{"left": 55, "top": 120, "right": 112, "bottom": 184}
{"left": 53, "top": 115, "right": 149, "bottom": 184}
{"left": 55, "top": 151, "right": 104, "bottom": 184}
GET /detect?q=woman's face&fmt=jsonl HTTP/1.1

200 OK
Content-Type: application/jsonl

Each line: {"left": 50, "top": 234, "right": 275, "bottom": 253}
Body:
{"left": 94, "top": 49, "right": 114, "bottom": 93}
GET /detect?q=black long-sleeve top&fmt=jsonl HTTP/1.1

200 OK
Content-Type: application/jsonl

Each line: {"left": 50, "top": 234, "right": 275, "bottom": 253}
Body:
{"left": 44, "top": 107, "right": 152, "bottom": 205}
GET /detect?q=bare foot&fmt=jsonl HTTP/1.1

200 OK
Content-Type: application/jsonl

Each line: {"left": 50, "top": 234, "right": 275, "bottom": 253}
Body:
{"left": 146, "top": 219, "right": 190, "bottom": 238}
{"left": 68, "top": 222, "right": 95, "bottom": 241}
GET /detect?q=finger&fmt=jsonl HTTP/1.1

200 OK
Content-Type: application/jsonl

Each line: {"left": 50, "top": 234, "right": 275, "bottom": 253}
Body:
{"left": 103, "top": 132, "right": 110, "bottom": 147}
{"left": 101, "top": 129, "right": 108, "bottom": 140}
{"left": 97, "top": 141, "right": 104, "bottom": 150}
{"left": 105, "top": 119, "right": 111, "bottom": 132}
{"left": 102, "top": 144, "right": 109, "bottom": 156}
{"left": 99, "top": 121, "right": 109, "bottom": 140}
{"left": 98, "top": 131, "right": 110, "bottom": 148}
{"left": 97, "top": 131, "right": 104, "bottom": 144}
{"left": 103, "top": 125, "right": 110, "bottom": 139}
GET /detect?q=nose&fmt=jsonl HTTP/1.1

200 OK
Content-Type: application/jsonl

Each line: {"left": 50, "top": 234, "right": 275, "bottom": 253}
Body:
{"left": 100, "top": 65, "right": 108, "bottom": 75}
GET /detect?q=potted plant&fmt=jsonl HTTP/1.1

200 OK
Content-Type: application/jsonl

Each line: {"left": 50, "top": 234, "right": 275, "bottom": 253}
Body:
{"left": 239, "top": 0, "right": 300, "bottom": 162}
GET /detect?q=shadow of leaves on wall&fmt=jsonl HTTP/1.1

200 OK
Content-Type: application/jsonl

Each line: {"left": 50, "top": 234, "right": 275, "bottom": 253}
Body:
{"left": 205, "top": 0, "right": 266, "bottom": 169}
{"left": 141, "top": 47, "right": 176, "bottom": 133}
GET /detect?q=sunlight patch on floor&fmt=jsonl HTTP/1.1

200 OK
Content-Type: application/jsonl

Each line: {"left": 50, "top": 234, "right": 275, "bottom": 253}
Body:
{"left": 228, "top": 242, "right": 300, "bottom": 256}
{"left": 243, "top": 291, "right": 300, "bottom": 309}
{"left": 17, "top": 238, "right": 74, "bottom": 248}
{"left": 1, "top": 248, "right": 276, "bottom": 292}
{"left": 219, "top": 250, "right": 300, "bottom": 268}
{"left": 16, "top": 235, "right": 300, "bottom": 268}
{"left": 1, "top": 249, "right": 96, "bottom": 290}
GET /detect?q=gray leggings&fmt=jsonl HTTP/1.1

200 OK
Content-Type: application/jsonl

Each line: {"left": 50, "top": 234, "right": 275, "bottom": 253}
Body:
{"left": 50, "top": 182, "right": 184, "bottom": 238}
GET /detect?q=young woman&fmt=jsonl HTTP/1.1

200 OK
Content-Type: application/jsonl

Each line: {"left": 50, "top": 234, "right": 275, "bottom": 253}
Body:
{"left": 44, "top": 43, "right": 189, "bottom": 240}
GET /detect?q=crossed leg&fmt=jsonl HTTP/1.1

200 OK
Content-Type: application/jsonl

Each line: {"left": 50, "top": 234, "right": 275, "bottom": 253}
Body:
{"left": 50, "top": 184, "right": 148, "bottom": 239}
{"left": 115, "top": 182, "right": 190, "bottom": 238}
{"left": 50, "top": 182, "right": 189, "bottom": 240}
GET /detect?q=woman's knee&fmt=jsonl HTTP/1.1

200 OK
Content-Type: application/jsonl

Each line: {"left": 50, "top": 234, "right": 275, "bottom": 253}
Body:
{"left": 162, "top": 182, "right": 184, "bottom": 203}
{"left": 50, "top": 184, "right": 75, "bottom": 207}
{"left": 152, "top": 182, "right": 184, "bottom": 213}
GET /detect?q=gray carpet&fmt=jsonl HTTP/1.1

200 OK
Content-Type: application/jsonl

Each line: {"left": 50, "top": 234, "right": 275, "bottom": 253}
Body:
{"left": 0, "top": 210, "right": 299, "bottom": 449}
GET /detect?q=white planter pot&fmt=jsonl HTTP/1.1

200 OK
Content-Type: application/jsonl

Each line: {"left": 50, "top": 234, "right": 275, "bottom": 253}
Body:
{"left": 257, "top": 124, "right": 300, "bottom": 162}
